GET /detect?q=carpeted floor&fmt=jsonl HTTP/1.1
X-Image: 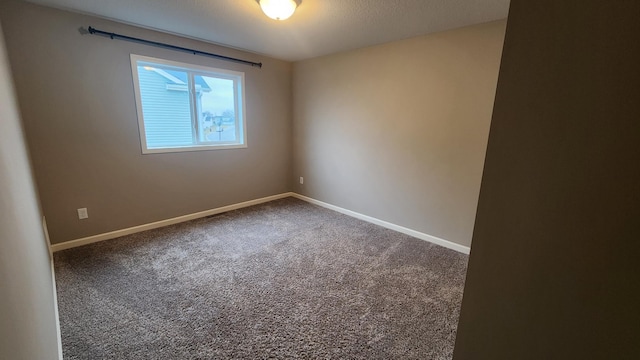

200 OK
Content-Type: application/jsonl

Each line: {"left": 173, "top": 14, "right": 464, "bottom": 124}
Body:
{"left": 54, "top": 197, "right": 468, "bottom": 359}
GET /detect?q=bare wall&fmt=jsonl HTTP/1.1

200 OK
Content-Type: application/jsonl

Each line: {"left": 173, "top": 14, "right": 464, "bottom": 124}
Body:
{"left": 454, "top": 1, "right": 640, "bottom": 358}
{"left": 0, "top": 0, "right": 292, "bottom": 244}
{"left": 0, "top": 20, "right": 61, "bottom": 360}
{"left": 292, "top": 21, "right": 506, "bottom": 247}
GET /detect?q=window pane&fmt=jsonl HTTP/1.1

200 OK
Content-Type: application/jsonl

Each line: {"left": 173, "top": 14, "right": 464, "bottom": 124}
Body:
{"left": 198, "top": 76, "right": 237, "bottom": 143}
{"left": 131, "top": 55, "right": 246, "bottom": 153}
{"left": 137, "top": 65, "right": 193, "bottom": 148}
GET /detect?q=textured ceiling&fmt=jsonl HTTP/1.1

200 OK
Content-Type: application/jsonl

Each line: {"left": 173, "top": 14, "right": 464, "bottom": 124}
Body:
{"left": 23, "top": 0, "right": 510, "bottom": 61}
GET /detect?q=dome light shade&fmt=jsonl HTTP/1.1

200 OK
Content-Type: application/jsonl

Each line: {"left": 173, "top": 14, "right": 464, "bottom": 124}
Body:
{"left": 259, "top": 0, "right": 297, "bottom": 21}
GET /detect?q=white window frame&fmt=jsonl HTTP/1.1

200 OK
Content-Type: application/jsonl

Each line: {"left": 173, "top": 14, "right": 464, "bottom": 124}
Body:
{"left": 130, "top": 54, "right": 247, "bottom": 154}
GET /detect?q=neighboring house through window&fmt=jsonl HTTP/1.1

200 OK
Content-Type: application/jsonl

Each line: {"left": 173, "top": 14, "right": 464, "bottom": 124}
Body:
{"left": 130, "top": 54, "right": 247, "bottom": 153}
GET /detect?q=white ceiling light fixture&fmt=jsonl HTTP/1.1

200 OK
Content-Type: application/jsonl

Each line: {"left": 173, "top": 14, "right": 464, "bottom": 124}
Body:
{"left": 259, "top": 0, "right": 298, "bottom": 21}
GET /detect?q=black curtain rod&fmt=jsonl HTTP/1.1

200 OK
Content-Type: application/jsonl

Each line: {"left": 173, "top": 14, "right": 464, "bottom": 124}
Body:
{"left": 87, "top": 26, "right": 262, "bottom": 68}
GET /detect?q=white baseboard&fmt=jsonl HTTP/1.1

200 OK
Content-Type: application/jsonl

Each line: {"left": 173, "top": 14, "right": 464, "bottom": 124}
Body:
{"left": 50, "top": 256, "right": 64, "bottom": 360}
{"left": 290, "top": 193, "right": 471, "bottom": 255}
{"left": 50, "top": 192, "right": 295, "bottom": 252}
{"left": 50, "top": 191, "right": 470, "bottom": 255}
{"left": 43, "top": 216, "right": 63, "bottom": 360}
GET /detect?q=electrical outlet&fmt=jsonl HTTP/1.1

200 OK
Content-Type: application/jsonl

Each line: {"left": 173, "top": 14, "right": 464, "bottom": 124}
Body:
{"left": 299, "top": 176, "right": 304, "bottom": 185}
{"left": 77, "top": 208, "right": 88, "bottom": 220}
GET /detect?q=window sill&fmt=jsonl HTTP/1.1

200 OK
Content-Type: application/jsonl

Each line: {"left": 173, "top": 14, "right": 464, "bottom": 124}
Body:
{"left": 142, "top": 143, "right": 247, "bottom": 154}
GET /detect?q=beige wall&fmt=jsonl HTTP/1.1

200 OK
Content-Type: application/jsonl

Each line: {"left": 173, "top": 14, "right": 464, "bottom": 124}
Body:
{"left": 1, "top": 0, "right": 504, "bottom": 249}
{"left": 292, "top": 21, "right": 506, "bottom": 247}
{"left": 0, "top": 1, "right": 292, "bottom": 244}
{"left": 454, "top": 1, "right": 640, "bottom": 358}
{"left": 0, "top": 21, "right": 61, "bottom": 360}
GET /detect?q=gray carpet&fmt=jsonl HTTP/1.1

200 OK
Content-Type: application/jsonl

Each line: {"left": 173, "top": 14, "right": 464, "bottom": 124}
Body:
{"left": 54, "top": 197, "right": 468, "bottom": 359}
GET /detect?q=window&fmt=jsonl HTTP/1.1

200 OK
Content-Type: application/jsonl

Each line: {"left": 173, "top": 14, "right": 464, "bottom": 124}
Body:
{"left": 130, "top": 54, "right": 247, "bottom": 153}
